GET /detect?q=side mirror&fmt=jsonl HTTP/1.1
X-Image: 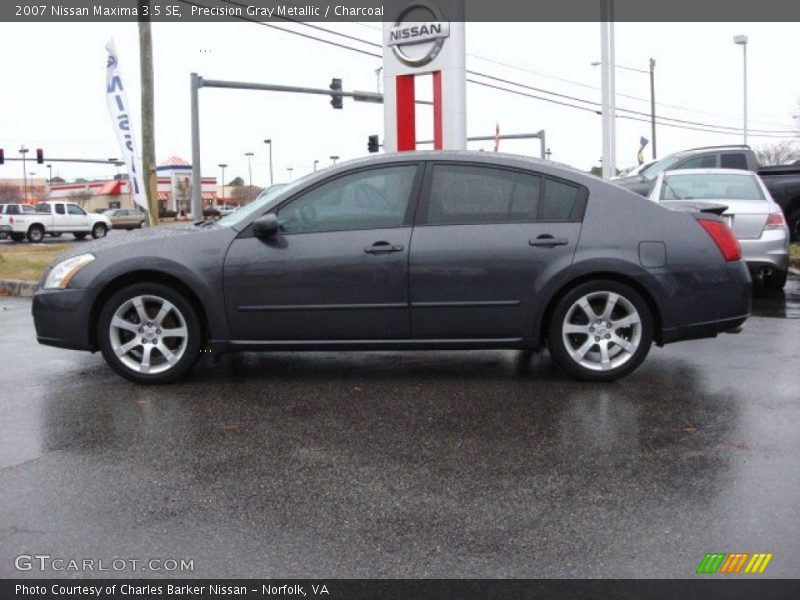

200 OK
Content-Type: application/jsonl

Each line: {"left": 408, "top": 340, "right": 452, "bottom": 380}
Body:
{"left": 253, "top": 214, "right": 279, "bottom": 239}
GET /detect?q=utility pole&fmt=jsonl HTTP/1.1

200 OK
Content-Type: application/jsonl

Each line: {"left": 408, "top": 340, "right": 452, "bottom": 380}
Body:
{"left": 649, "top": 58, "right": 657, "bottom": 159}
{"left": 245, "top": 152, "right": 254, "bottom": 189}
{"left": 263, "top": 139, "right": 273, "bottom": 185}
{"left": 600, "top": 0, "right": 617, "bottom": 180}
{"left": 218, "top": 163, "right": 227, "bottom": 206}
{"left": 19, "top": 146, "right": 28, "bottom": 202}
{"left": 138, "top": 5, "right": 158, "bottom": 225}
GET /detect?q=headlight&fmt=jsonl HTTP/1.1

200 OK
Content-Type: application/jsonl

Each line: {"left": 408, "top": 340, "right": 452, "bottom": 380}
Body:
{"left": 44, "top": 254, "right": 95, "bottom": 289}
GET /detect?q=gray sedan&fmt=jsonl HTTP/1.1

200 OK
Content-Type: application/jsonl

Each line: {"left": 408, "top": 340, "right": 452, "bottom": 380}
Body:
{"left": 648, "top": 169, "right": 790, "bottom": 289}
{"left": 31, "top": 151, "right": 750, "bottom": 384}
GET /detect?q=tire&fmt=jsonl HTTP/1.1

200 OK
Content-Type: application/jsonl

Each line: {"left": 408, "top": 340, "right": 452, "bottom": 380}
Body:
{"left": 547, "top": 280, "right": 654, "bottom": 382}
{"left": 788, "top": 207, "right": 800, "bottom": 243}
{"left": 73, "top": 232, "right": 88, "bottom": 240}
{"left": 10, "top": 232, "right": 25, "bottom": 242}
{"left": 91, "top": 223, "right": 108, "bottom": 239}
{"left": 27, "top": 225, "right": 45, "bottom": 243}
{"left": 762, "top": 269, "right": 787, "bottom": 291}
{"left": 50, "top": 232, "right": 63, "bottom": 238}
{"left": 97, "top": 283, "right": 202, "bottom": 384}
{"left": 0, "top": 231, "right": 8, "bottom": 240}
{"left": 138, "top": 221, "right": 144, "bottom": 229}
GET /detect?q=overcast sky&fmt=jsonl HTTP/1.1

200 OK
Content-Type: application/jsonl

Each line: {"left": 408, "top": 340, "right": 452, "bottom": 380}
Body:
{"left": 1, "top": 20, "right": 798, "bottom": 186}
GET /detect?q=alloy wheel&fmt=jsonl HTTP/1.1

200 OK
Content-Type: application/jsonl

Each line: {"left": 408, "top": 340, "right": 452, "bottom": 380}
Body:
{"left": 108, "top": 295, "right": 189, "bottom": 375}
{"left": 561, "top": 291, "right": 642, "bottom": 372}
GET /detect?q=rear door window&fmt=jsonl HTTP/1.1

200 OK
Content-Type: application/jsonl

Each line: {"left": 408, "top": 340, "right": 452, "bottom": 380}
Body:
{"left": 720, "top": 153, "right": 748, "bottom": 170}
{"left": 677, "top": 155, "right": 718, "bottom": 169}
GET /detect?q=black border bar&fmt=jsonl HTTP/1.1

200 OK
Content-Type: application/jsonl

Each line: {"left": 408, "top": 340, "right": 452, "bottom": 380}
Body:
{"left": 5, "top": 0, "right": 800, "bottom": 22}
{"left": 3, "top": 579, "right": 800, "bottom": 600}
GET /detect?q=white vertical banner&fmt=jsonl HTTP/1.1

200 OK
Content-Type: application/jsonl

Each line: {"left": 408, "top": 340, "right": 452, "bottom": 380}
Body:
{"left": 105, "top": 39, "right": 148, "bottom": 212}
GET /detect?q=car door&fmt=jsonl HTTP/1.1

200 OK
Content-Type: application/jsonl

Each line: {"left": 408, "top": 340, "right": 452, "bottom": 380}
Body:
{"left": 223, "top": 163, "right": 422, "bottom": 341}
{"left": 52, "top": 203, "right": 68, "bottom": 232}
{"left": 66, "top": 203, "right": 89, "bottom": 230}
{"left": 409, "top": 162, "right": 585, "bottom": 339}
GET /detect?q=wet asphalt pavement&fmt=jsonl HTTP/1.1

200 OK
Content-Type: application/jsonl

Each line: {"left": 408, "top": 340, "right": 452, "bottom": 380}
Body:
{"left": 0, "top": 278, "right": 798, "bottom": 579}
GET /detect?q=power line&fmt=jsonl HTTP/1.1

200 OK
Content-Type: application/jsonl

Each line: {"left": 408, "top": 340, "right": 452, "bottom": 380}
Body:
{"left": 176, "top": 0, "right": 799, "bottom": 138}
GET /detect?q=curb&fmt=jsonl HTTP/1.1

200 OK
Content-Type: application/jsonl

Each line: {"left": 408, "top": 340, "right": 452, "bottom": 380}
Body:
{"left": 790, "top": 267, "right": 800, "bottom": 277}
{"left": 0, "top": 279, "right": 38, "bottom": 298}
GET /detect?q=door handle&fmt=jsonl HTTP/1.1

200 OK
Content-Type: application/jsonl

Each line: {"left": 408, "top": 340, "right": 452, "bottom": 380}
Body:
{"left": 364, "top": 241, "right": 404, "bottom": 254}
{"left": 529, "top": 235, "right": 569, "bottom": 247}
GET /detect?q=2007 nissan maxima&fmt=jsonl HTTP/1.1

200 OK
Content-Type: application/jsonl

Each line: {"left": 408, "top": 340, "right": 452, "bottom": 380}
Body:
{"left": 32, "top": 151, "right": 751, "bottom": 384}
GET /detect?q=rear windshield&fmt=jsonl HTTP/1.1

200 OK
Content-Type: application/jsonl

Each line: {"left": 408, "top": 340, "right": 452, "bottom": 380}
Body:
{"left": 660, "top": 173, "right": 764, "bottom": 201}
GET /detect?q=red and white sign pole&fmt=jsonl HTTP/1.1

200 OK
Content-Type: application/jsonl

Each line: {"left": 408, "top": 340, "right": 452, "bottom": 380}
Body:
{"left": 382, "top": 3, "right": 466, "bottom": 153}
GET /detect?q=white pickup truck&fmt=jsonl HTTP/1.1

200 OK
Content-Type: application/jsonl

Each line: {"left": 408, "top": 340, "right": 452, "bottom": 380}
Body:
{"left": 6, "top": 201, "right": 112, "bottom": 243}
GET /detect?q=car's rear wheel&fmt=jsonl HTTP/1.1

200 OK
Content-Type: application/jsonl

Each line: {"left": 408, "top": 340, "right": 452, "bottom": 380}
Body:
{"left": 788, "top": 207, "right": 800, "bottom": 243}
{"left": 97, "top": 283, "right": 202, "bottom": 384}
{"left": 92, "top": 223, "right": 108, "bottom": 239}
{"left": 548, "top": 280, "right": 653, "bottom": 382}
{"left": 50, "top": 232, "right": 63, "bottom": 238}
{"left": 73, "top": 232, "right": 88, "bottom": 240}
{"left": 27, "top": 225, "right": 45, "bottom": 243}
{"left": 762, "top": 269, "right": 787, "bottom": 291}
{"left": 10, "top": 232, "right": 25, "bottom": 242}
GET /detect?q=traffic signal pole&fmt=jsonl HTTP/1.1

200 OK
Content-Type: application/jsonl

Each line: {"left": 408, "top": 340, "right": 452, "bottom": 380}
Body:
{"left": 189, "top": 73, "right": 383, "bottom": 218}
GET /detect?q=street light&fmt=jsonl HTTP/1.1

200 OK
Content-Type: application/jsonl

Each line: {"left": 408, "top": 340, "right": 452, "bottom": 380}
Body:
{"left": 244, "top": 152, "right": 254, "bottom": 189}
{"left": 218, "top": 163, "right": 227, "bottom": 206}
{"left": 734, "top": 34, "right": 749, "bottom": 145}
{"left": 592, "top": 59, "right": 657, "bottom": 159}
{"left": 330, "top": 155, "right": 340, "bottom": 165}
{"left": 19, "top": 146, "right": 29, "bottom": 202}
{"left": 263, "top": 139, "right": 273, "bottom": 186}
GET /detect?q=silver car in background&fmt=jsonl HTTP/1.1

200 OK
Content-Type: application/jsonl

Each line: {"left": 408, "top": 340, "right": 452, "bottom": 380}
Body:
{"left": 648, "top": 169, "right": 790, "bottom": 289}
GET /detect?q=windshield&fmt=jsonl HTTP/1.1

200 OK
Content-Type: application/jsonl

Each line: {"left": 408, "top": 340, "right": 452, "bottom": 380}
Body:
{"left": 216, "top": 177, "right": 311, "bottom": 228}
{"left": 639, "top": 155, "right": 683, "bottom": 180}
{"left": 660, "top": 173, "right": 764, "bottom": 201}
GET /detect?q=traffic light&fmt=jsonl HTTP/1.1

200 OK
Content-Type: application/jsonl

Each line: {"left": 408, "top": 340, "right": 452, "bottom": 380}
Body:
{"left": 0, "top": 149, "right": 4, "bottom": 165}
{"left": 329, "top": 78, "right": 343, "bottom": 109}
{"left": 36, "top": 148, "right": 44, "bottom": 164}
{"left": 368, "top": 135, "right": 379, "bottom": 153}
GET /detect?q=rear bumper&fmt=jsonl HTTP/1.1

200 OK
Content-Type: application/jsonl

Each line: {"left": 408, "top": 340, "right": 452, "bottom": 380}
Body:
{"left": 32, "top": 287, "right": 95, "bottom": 351}
{"left": 660, "top": 260, "right": 751, "bottom": 344}
{"left": 741, "top": 230, "right": 790, "bottom": 273}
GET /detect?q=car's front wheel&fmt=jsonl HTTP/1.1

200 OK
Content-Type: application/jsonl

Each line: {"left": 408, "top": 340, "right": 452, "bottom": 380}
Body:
{"left": 97, "top": 283, "right": 202, "bottom": 384}
{"left": 548, "top": 280, "right": 653, "bottom": 382}
{"left": 92, "top": 223, "right": 108, "bottom": 239}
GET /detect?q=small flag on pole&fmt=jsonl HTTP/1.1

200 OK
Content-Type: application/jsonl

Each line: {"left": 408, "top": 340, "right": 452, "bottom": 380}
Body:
{"left": 637, "top": 136, "right": 649, "bottom": 165}
{"left": 494, "top": 123, "right": 500, "bottom": 152}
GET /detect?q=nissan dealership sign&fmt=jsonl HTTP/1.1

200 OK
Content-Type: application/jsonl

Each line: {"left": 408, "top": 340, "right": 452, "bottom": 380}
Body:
{"left": 383, "top": 0, "right": 465, "bottom": 153}
{"left": 386, "top": 2, "right": 451, "bottom": 67}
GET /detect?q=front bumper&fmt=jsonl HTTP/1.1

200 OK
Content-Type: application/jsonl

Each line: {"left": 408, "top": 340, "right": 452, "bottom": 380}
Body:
{"left": 32, "top": 287, "right": 95, "bottom": 351}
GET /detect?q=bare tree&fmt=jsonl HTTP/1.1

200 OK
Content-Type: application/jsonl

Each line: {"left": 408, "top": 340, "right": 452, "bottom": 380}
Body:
{"left": 68, "top": 190, "right": 94, "bottom": 208}
{"left": 0, "top": 184, "right": 22, "bottom": 203}
{"left": 230, "top": 185, "right": 262, "bottom": 205}
{"left": 754, "top": 141, "right": 800, "bottom": 166}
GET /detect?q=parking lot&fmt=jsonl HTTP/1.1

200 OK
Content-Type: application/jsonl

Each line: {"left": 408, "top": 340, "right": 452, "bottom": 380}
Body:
{"left": 0, "top": 277, "right": 798, "bottom": 578}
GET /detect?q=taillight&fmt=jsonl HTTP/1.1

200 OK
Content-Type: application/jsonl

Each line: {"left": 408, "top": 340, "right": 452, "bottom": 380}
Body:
{"left": 763, "top": 212, "right": 786, "bottom": 231}
{"left": 698, "top": 218, "right": 741, "bottom": 262}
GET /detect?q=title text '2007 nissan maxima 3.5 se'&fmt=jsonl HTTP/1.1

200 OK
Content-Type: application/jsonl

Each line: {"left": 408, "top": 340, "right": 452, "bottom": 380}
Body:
{"left": 32, "top": 151, "right": 751, "bottom": 384}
